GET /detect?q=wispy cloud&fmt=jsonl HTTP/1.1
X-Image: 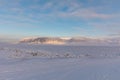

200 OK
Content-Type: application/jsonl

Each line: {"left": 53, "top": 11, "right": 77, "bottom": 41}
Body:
{"left": 89, "top": 22, "right": 120, "bottom": 31}
{"left": 0, "top": 0, "right": 119, "bottom": 21}
{"left": 0, "top": 0, "right": 119, "bottom": 37}
{"left": 57, "top": 8, "right": 115, "bottom": 20}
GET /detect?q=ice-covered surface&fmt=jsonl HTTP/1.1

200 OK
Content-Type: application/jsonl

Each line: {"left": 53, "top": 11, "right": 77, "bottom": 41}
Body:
{"left": 0, "top": 43, "right": 120, "bottom": 80}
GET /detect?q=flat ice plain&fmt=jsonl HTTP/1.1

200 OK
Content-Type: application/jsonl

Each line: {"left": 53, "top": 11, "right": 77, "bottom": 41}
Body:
{"left": 0, "top": 43, "right": 120, "bottom": 80}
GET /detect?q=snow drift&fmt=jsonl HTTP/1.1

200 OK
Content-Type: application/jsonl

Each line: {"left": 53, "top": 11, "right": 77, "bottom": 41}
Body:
{"left": 0, "top": 42, "right": 120, "bottom": 80}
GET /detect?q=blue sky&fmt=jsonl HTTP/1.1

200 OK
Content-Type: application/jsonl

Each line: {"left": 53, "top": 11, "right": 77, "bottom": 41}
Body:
{"left": 0, "top": 0, "right": 120, "bottom": 39}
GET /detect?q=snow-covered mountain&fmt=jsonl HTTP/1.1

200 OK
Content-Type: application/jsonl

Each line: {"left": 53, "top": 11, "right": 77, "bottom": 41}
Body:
{"left": 19, "top": 37, "right": 120, "bottom": 45}
{"left": 20, "top": 37, "right": 66, "bottom": 45}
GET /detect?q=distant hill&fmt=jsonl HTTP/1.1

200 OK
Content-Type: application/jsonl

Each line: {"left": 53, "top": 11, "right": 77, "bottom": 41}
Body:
{"left": 20, "top": 37, "right": 66, "bottom": 45}
{"left": 19, "top": 37, "right": 120, "bottom": 45}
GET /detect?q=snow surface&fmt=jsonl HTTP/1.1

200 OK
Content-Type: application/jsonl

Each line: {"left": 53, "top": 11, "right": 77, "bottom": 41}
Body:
{"left": 0, "top": 43, "right": 120, "bottom": 80}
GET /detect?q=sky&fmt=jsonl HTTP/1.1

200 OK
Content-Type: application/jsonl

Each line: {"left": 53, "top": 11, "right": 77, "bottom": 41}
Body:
{"left": 0, "top": 0, "right": 120, "bottom": 40}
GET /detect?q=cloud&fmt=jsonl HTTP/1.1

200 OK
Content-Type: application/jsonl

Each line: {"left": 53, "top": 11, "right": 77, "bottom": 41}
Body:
{"left": 108, "top": 33, "right": 120, "bottom": 37}
{"left": 57, "top": 8, "right": 114, "bottom": 20}
{"left": 0, "top": 14, "right": 40, "bottom": 24}
{"left": 86, "top": 21, "right": 120, "bottom": 37}
{"left": 89, "top": 22, "right": 120, "bottom": 31}
{"left": 0, "top": 0, "right": 119, "bottom": 35}
{"left": 0, "top": 0, "right": 119, "bottom": 21}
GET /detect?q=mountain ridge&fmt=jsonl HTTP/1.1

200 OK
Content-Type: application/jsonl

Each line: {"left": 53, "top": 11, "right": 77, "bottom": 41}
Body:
{"left": 19, "top": 37, "right": 120, "bottom": 45}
